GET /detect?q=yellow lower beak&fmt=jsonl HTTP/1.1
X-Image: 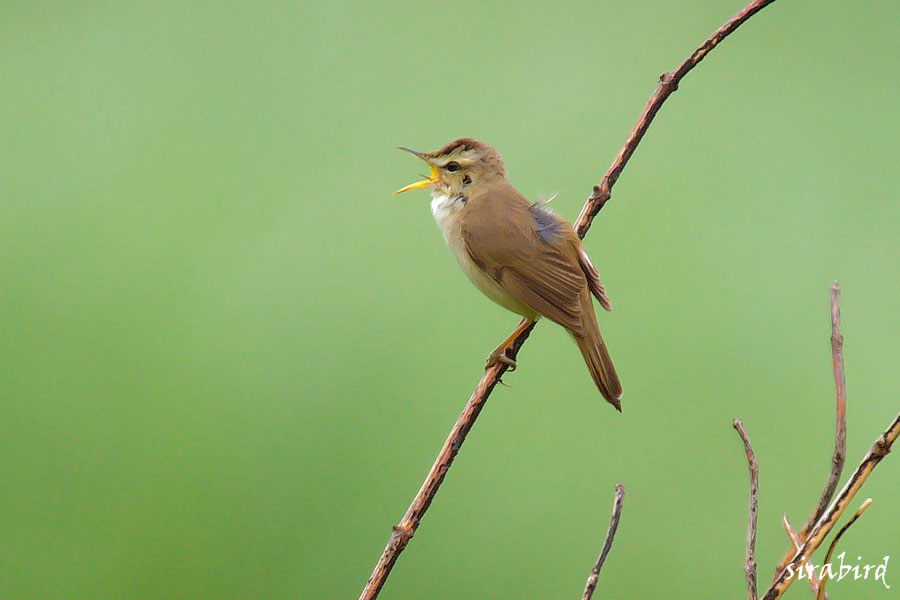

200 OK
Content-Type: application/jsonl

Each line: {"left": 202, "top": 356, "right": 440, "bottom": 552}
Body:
{"left": 394, "top": 164, "right": 440, "bottom": 194}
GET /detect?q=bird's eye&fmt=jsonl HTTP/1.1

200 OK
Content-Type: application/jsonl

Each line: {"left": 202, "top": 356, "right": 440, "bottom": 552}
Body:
{"left": 445, "top": 161, "right": 460, "bottom": 172}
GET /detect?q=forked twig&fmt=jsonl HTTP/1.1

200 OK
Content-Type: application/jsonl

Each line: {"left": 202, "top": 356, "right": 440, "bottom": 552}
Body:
{"left": 360, "top": 3, "right": 778, "bottom": 597}
{"left": 733, "top": 419, "right": 759, "bottom": 600}
{"left": 581, "top": 484, "right": 626, "bottom": 600}
{"left": 755, "top": 284, "right": 898, "bottom": 600}
{"left": 772, "top": 282, "right": 848, "bottom": 581}
{"left": 781, "top": 514, "right": 823, "bottom": 598}
{"left": 762, "top": 412, "right": 900, "bottom": 600}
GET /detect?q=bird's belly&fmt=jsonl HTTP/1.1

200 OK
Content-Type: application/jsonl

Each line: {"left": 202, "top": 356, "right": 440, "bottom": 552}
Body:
{"left": 432, "top": 194, "right": 537, "bottom": 319}
{"left": 454, "top": 241, "right": 535, "bottom": 317}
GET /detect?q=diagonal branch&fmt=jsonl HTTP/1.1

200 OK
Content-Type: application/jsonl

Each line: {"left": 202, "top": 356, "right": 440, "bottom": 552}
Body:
{"left": 581, "top": 484, "right": 626, "bottom": 600}
{"left": 762, "top": 411, "right": 900, "bottom": 600}
{"left": 574, "top": 0, "right": 778, "bottom": 237}
{"left": 360, "top": 2, "right": 778, "bottom": 598}
{"left": 733, "top": 419, "right": 759, "bottom": 600}
{"left": 770, "top": 281, "right": 848, "bottom": 581}
{"left": 358, "top": 322, "right": 534, "bottom": 600}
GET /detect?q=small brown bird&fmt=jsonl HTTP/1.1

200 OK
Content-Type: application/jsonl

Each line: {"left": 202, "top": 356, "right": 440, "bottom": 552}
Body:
{"left": 396, "top": 138, "right": 622, "bottom": 409}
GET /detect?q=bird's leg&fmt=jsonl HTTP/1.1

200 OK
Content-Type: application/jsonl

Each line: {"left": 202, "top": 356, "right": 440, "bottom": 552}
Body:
{"left": 484, "top": 318, "right": 536, "bottom": 372}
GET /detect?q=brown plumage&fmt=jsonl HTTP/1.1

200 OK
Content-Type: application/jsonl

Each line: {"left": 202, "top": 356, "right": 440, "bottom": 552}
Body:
{"left": 397, "top": 138, "right": 622, "bottom": 409}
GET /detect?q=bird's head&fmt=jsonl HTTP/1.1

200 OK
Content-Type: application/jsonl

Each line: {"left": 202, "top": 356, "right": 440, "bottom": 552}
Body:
{"left": 395, "top": 138, "right": 505, "bottom": 196}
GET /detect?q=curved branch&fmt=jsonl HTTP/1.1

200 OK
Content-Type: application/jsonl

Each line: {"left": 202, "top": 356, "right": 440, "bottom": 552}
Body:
{"left": 360, "top": 2, "right": 778, "bottom": 597}
{"left": 770, "top": 281, "right": 848, "bottom": 582}
{"left": 816, "top": 498, "right": 872, "bottom": 600}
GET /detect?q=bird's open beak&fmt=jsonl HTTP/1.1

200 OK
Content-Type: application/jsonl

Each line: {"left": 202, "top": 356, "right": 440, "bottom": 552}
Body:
{"left": 394, "top": 147, "right": 440, "bottom": 194}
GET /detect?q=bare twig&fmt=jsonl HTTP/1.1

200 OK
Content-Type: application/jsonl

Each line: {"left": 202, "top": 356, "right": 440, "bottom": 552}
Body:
{"left": 733, "top": 419, "right": 759, "bottom": 600}
{"left": 781, "top": 514, "right": 823, "bottom": 598}
{"left": 771, "top": 282, "right": 848, "bottom": 581}
{"left": 581, "top": 484, "right": 626, "bottom": 600}
{"left": 360, "top": 3, "right": 778, "bottom": 597}
{"left": 816, "top": 498, "right": 872, "bottom": 600}
{"left": 762, "top": 411, "right": 900, "bottom": 600}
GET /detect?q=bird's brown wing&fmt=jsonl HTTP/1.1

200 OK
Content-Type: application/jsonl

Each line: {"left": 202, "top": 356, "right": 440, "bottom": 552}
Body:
{"left": 462, "top": 181, "right": 622, "bottom": 406}
{"left": 461, "top": 182, "right": 589, "bottom": 334}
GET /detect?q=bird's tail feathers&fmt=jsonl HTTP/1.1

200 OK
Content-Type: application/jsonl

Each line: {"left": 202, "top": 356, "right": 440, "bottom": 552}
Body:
{"left": 574, "top": 323, "right": 622, "bottom": 411}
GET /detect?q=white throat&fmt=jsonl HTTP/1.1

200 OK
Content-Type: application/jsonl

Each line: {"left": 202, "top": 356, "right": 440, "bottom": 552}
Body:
{"left": 430, "top": 190, "right": 464, "bottom": 229}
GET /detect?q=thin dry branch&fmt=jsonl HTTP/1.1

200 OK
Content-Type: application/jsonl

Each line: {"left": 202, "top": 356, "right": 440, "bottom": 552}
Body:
{"left": 816, "top": 498, "right": 872, "bottom": 600}
{"left": 581, "top": 484, "right": 626, "bottom": 600}
{"left": 772, "top": 282, "right": 848, "bottom": 580}
{"left": 733, "top": 419, "right": 759, "bottom": 600}
{"left": 762, "top": 411, "right": 900, "bottom": 600}
{"left": 359, "top": 2, "right": 778, "bottom": 597}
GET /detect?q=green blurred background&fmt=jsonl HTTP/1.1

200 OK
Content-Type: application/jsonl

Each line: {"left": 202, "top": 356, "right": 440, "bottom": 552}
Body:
{"left": 2, "top": 1, "right": 898, "bottom": 598}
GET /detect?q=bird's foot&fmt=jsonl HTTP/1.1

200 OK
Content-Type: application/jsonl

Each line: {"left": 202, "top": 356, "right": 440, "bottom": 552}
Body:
{"left": 485, "top": 347, "right": 517, "bottom": 372}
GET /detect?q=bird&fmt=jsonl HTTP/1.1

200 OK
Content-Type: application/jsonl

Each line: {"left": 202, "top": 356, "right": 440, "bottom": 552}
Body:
{"left": 395, "top": 138, "right": 622, "bottom": 410}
